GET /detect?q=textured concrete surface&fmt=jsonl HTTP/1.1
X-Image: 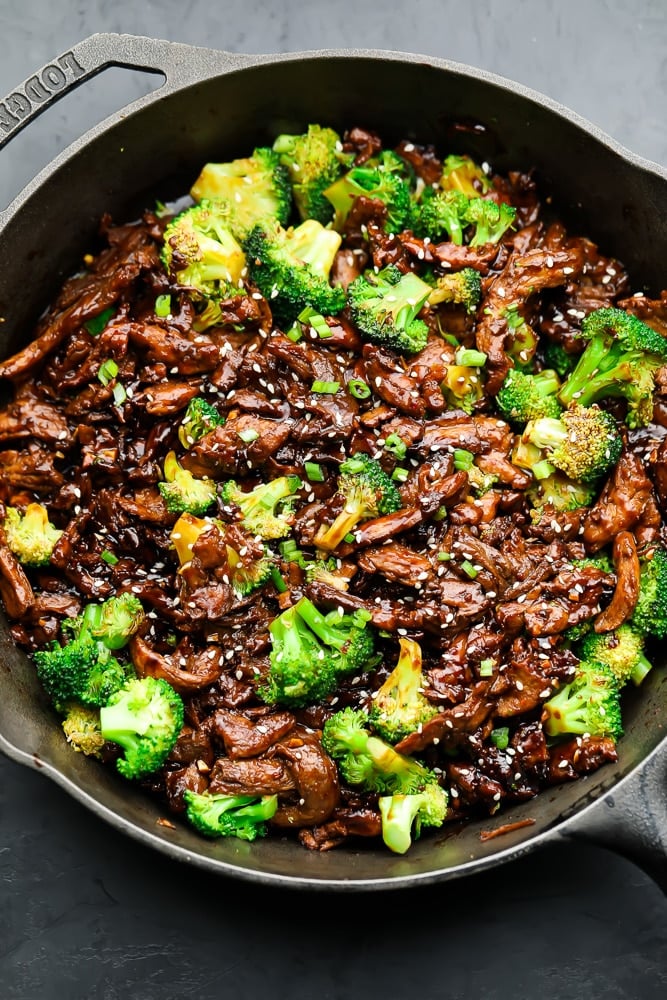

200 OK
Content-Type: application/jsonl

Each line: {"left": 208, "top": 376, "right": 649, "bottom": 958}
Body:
{"left": 0, "top": 1, "right": 666, "bottom": 997}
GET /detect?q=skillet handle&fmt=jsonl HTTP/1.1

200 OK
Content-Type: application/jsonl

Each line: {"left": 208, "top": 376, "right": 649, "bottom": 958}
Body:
{"left": 0, "top": 32, "right": 247, "bottom": 151}
{"left": 561, "top": 747, "right": 667, "bottom": 892}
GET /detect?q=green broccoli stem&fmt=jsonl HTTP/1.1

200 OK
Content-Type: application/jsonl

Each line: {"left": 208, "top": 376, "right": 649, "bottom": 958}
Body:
{"left": 630, "top": 651, "right": 653, "bottom": 686}
{"left": 289, "top": 220, "right": 341, "bottom": 277}
{"left": 378, "top": 794, "right": 426, "bottom": 855}
{"left": 526, "top": 416, "right": 568, "bottom": 451}
{"left": 315, "top": 499, "right": 364, "bottom": 551}
{"left": 293, "top": 597, "right": 347, "bottom": 649}
{"left": 97, "top": 702, "right": 145, "bottom": 753}
{"left": 557, "top": 332, "right": 618, "bottom": 406}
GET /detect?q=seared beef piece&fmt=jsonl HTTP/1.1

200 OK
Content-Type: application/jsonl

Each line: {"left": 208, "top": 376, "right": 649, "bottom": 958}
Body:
{"left": 343, "top": 126, "right": 383, "bottom": 164}
{"left": 182, "top": 413, "right": 293, "bottom": 478}
{"left": 299, "top": 807, "right": 383, "bottom": 851}
{"left": 476, "top": 243, "right": 586, "bottom": 395}
{"left": 0, "top": 388, "right": 69, "bottom": 444}
{"left": 168, "top": 726, "right": 215, "bottom": 767}
{"left": 547, "top": 735, "right": 618, "bottom": 782}
{"left": 212, "top": 708, "right": 295, "bottom": 759}
{"left": 583, "top": 451, "right": 653, "bottom": 551}
{"left": 0, "top": 543, "right": 34, "bottom": 618}
{"left": 130, "top": 636, "right": 224, "bottom": 694}
{"left": 164, "top": 763, "right": 209, "bottom": 812}
{"left": 395, "top": 139, "right": 443, "bottom": 185}
{"left": 0, "top": 221, "right": 160, "bottom": 380}
{"left": 619, "top": 289, "right": 667, "bottom": 337}
{"left": 0, "top": 444, "right": 65, "bottom": 496}
{"left": 270, "top": 727, "right": 340, "bottom": 828}
{"left": 208, "top": 756, "right": 297, "bottom": 796}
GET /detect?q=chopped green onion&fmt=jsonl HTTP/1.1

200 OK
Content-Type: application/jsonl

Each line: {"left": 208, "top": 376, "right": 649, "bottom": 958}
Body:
{"left": 238, "top": 428, "right": 259, "bottom": 444}
{"left": 490, "top": 727, "right": 510, "bottom": 750}
{"left": 311, "top": 315, "right": 332, "bottom": 338}
{"left": 348, "top": 378, "right": 371, "bottom": 400}
{"left": 532, "top": 459, "right": 556, "bottom": 480}
{"left": 285, "top": 324, "right": 303, "bottom": 343}
{"left": 279, "top": 539, "right": 303, "bottom": 562}
{"left": 453, "top": 448, "right": 474, "bottom": 471}
{"left": 297, "top": 306, "right": 331, "bottom": 338}
{"left": 97, "top": 359, "right": 119, "bottom": 385}
{"left": 433, "top": 506, "right": 448, "bottom": 522}
{"left": 455, "top": 346, "right": 487, "bottom": 368}
{"left": 343, "top": 532, "right": 356, "bottom": 544}
{"left": 384, "top": 433, "right": 407, "bottom": 460}
{"left": 304, "top": 461, "right": 325, "bottom": 482}
{"left": 460, "top": 559, "right": 478, "bottom": 579}
{"left": 437, "top": 551, "right": 452, "bottom": 562}
{"left": 100, "top": 550, "right": 119, "bottom": 566}
{"left": 479, "top": 658, "right": 495, "bottom": 677}
{"left": 155, "top": 294, "right": 172, "bottom": 317}
{"left": 311, "top": 380, "right": 340, "bottom": 394}
{"left": 112, "top": 383, "right": 127, "bottom": 406}
{"left": 391, "top": 467, "right": 409, "bottom": 482}
{"left": 85, "top": 307, "right": 115, "bottom": 336}
{"left": 269, "top": 565, "right": 288, "bottom": 593}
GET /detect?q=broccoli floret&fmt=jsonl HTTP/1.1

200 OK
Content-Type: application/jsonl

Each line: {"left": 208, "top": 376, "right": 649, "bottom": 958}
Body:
{"left": 410, "top": 188, "right": 470, "bottom": 244}
{"left": 440, "top": 154, "right": 492, "bottom": 198}
{"left": 369, "top": 638, "right": 438, "bottom": 744}
{"left": 543, "top": 340, "right": 580, "bottom": 378}
{"left": 323, "top": 158, "right": 412, "bottom": 233}
{"left": 441, "top": 346, "right": 487, "bottom": 414}
{"left": 183, "top": 790, "right": 278, "bottom": 840}
{"left": 314, "top": 453, "right": 401, "bottom": 551}
{"left": 378, "top": 783, "right": 449, "bottom": 854}
{"left": 161, "top": 201, "right": 246, "bottom": 297}
{"left": 220, "top": 475, "right": 302, "bottom": 540}
{"left": 526, "top": 472, "right": 597, "bottom": 513}
{"left": 427, "top": 268, "right": 482, "bottom": 312}
{"left": 558, "top": 307, "right": 667, "bottom": 428}
{"left": 190, "top": 147, "right": 291, "bottom": 237}
{"left": 521, "top": 404, "right": 622, "bottom": 483}
{"left": 84, "top": 592, "right": 146, "bottom": 651}
{"left": 321, "top": 707, "right": 437, "bottom": 794}
{"left": 158, "top": 451, "right": 217, "bottom": 516}
{"left": 347, "top": 265, "right": 432, "bottom": 355}
{"left": 293, "top": 596, "right": 375, "bottom": 675}
{"left": 631, "top": 547, "right": 667, "bottom": 639}
{"left": 496, "top": 369, "right": 562, "bottom": 426}
{"left": 261, "top": 599, "right": 375, "bottom": 707}
{"left": 34, "top": 594, "right": 143, "bottom": 708}
{"left": 304, "top": 558, "right": 350, "bottom": 592}
{"left": 61, "top": 702, "right": 105, "bottom": 759}
{"left": 178, "top": 397, "right": 225, "bottom": 449}
{"left": 225, "top": 541, "right": 273, "bottom": 597}
{"left": 2, "top": 503, "right": 62, "bottom": 567}
{"left": 99, "top": 676, "right": 184, "bottom": 779}
{"left": 542, "top": 661, "right": 622, "bottom": 740}
{"left": 464, "top": 198, "right": 517, "bottom": 247}
{"left": 273, "top": 124, "right": 348, "bottom": 224}
{"left": 579, "top": 625, "right": 653, "bottom": 687}
{"left": 245, "top": 219, "right": 345, "bottom": 325}
{"left": 260, "top": 604, "right": 340, "bottom": 706}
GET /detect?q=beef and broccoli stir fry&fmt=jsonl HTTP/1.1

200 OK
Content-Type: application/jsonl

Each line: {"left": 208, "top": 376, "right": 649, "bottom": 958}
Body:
{"left": 1, "top": 123, "right": 666, "bottom": 854}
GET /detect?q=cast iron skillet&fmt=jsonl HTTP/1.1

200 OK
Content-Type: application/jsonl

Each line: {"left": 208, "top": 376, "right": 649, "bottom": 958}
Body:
{"left": 0, "top": 33, "right": 665, "bottom": 891}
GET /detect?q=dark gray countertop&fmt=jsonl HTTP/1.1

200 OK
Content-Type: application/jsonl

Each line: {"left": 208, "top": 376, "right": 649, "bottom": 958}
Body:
{"left": 0, "top": 1, "right": 666, "bottom": 996}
